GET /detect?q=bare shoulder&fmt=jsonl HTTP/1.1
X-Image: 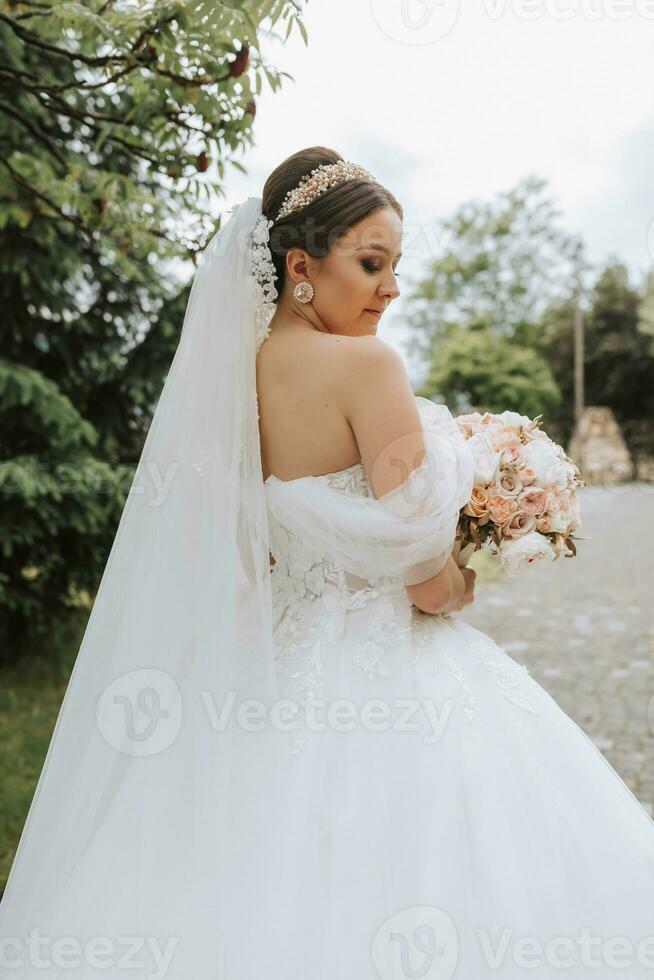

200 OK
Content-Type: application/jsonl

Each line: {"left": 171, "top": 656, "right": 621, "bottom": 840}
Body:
{"left": 328, "top": 335, "right": 410, "bottom": 408}
{"left": 332, "top": 336, "right": 426, "bottom": 498}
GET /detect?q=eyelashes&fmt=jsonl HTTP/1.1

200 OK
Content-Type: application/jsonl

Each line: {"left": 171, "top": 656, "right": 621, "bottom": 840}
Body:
{"left": 362, "top": 260, "right": 401, "bottom": 278}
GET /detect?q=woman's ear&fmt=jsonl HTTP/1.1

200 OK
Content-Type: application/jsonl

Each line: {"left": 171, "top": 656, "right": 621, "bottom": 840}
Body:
{"left": 286, "top": 248, "right": 317, "bottom": 285}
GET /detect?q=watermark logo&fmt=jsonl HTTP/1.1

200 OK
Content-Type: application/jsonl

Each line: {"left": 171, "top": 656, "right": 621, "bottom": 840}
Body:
{"left": 96, "top": 668, "right": 183, "bottom": 757}
{"left": 370, "top": 0, "right": 462, "bottom": 44}
{"left": 371, "top": 906, "right": 459, "bottom": 978}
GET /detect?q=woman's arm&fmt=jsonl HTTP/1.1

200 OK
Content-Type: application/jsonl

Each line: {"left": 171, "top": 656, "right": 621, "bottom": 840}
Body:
{"left": 338, "top": 338, "right": 476, "bottom": 614}
{"left": 405, "top": 555, "right": 467, "bottom": 615}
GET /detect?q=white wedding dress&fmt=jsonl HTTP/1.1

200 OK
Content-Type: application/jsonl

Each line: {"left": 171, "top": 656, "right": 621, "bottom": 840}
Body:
{"left": 250, "top": 404, "right": 654, "bottom": 979}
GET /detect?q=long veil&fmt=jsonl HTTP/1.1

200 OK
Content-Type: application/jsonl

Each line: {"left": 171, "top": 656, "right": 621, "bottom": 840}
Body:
{"left": 0, "top": 196, "right": 291, "bottom": 978}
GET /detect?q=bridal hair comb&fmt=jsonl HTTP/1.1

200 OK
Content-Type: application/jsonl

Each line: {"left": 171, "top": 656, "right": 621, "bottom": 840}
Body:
{"left": 275, "top": 160, "right": 379, "bottom": 222}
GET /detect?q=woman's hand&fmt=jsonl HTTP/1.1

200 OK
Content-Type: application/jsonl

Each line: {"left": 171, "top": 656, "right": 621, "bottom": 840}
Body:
{"left": 448, "top": 566, "right": 476, "bottom": 612}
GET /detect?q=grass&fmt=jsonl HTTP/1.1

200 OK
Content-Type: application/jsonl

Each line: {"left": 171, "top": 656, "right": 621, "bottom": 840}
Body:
{"left": 0, "top": 610, "right": 87, "bottom": 894}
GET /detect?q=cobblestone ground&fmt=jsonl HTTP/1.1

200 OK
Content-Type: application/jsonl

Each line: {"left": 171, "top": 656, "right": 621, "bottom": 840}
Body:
{"left": 461, "top": 483, "right": 654, "bottom": 817}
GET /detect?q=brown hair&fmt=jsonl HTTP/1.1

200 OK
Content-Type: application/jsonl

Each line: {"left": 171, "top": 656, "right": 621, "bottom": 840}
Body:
{"left": 261, "top": 146, "right": 403, "bottom": 297}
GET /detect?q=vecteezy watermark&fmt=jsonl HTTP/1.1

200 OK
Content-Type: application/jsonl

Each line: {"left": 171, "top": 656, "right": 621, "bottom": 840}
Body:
{"left": 370, "top": 907, "right": 654, "bottom": 976}
{"left": 0, "top": 456, "right": 180, "bottom": 507}
{"left": 370, "top": 0, "right": 654, "bottom": 45}
{"left": 96, "top": 668, "right": 183, "bottom": 757}
{"left": 371, "top": 905, "right": 459, "bottom": 979}
{"left": 476, "top": 926, "right": 654, "bottom": 970}
{"left": 481, "top": 0, "right": 654, "bottom": 21}
{"left": 95, "top": 669, "right": 461, "bottom": 754}
{"left": 0, "top": 931, "right": 178, "bottom": 979}
{"left": 370, "top": 0, "right": 462, "bottom": 45}
{"left": 202, "top": 691, "right": 458, "bottom": 744}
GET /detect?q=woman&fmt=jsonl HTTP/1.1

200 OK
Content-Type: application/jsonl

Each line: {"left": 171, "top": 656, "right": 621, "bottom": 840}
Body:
{"left": 1, "top": 146, "right": 653, "bottom": 979}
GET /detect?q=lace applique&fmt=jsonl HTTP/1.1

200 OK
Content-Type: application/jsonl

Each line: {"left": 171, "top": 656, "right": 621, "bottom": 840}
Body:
{"left": 268, "top": 464, "right": 413, "bottom": 750}
{"left": 248, "top": 212, "right": 278, "bottom": 352}
{"left": 351, "top": 598, "right": 413, "bottom": 680}
{"left": 433, "top": 619, "right": 541, "bottom": 729}
{"left": 410, "top": 612, "right": 542, "bottom": 727}
{"left": 459, "top": 626, "right": 541, "bottom": 722}
{"left": 410, "top": 610, "right": 476, "bottom": 722}
{"left": 323, "top": 462, "right": 371, "bottom": 497}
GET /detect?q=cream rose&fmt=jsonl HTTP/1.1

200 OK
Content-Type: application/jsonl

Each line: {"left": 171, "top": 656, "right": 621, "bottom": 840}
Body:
{"left": 502, "top": 511, "right": 537, "bottom": 539}
{"left": 463, "top": 485, "right": 490, "bottom": 519}
{"left": 494, "top": 468, "right": 523, "bottom": 498}
{"left": 517, "top": 465, "right": 537, "bottom": 486}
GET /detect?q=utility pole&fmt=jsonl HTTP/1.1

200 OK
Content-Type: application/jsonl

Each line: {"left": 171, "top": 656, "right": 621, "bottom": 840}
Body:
{"left": 572, "top": 250, "right": 585, "bottom": 426}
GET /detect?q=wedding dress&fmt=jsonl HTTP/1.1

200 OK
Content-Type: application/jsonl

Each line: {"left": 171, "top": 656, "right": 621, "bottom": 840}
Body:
{"left": 256, "top": 396, "right": 654, "bottom": 979}
{"left": 1, "top": 196, "right": 653, "bottom": 980}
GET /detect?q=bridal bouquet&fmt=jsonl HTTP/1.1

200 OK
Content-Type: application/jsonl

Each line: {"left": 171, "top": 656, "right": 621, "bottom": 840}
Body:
{"left": 452, "top": 409, "right": 585, "bottom": 577}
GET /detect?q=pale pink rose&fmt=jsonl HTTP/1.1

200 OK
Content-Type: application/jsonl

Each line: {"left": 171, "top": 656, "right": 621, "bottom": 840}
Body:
{"left": 491, "top": 427, "right": 522, "bottom": 452}
{"left": 494, "top": 468, "right": 523, "bottom": 498}
{"left": 500, "top": 445, "right": 525, "bottom": 467}
{"left": 502, "top": 511, "right": 537, "bottom": 539}
{"left": 517, "top": 487, "right": 548, "bottom": 517}
{"left": 536, "top": 515, "right": 552, "bottom": 533}
{"left": 463, "top": 485, "right": 490, "bottom": 518}
{"left": 457, "top": 412, "right": 485, "bottom": 437}
{"left": 487, "top": 493, "right": 518, "bottom": 525}
{"left": 517, "top": 465, "right": 537, "bottom": 486}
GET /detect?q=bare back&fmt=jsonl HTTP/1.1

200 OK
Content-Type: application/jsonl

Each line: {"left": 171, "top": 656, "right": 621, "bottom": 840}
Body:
{"left": 256, "top": 327, "right": 362, "bottom": 482}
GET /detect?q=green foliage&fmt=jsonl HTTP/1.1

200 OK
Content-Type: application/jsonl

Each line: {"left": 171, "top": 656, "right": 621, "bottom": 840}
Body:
{"left": 406, "top": 175, "right": 582, "bottom": 365}
{"left": 537, "top": 263, "right": 654, "bottom": 456}
{"left": 0, "top": 0, "right": 307, "bottom": 651}
{"left": 406, "top": 177, "right": 654, "bottom": 456}
{"left": 418, "top": 326, "right": 561, "bottom": 420}
{"left": 0, "top": 0, "right": 306, "bottom": 266}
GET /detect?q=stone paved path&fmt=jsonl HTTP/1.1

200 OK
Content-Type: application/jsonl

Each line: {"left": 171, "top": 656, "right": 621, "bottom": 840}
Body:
{"left": 461, "top": 483, "right": 654, "bottom": 817}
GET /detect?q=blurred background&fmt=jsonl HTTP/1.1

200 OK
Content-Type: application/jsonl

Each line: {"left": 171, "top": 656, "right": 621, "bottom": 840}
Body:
{"left": 1, "top": 0, "right": 653, "bottom": 890}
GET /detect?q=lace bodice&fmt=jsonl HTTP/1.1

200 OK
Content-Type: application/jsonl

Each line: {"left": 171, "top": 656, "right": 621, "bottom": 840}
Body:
{"left": 265, "top": 459, "right": 412, "bottom": 672}
{"left": 263, "top": 403, "right": 543, "bottom": 752}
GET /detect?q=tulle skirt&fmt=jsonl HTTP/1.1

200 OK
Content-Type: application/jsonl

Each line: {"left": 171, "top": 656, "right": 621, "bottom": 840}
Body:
{"left": 222, "top": 610, "right": 654, "bottom": 979}
{"left": 3, "top": 611, "right": 654, "bottom": 979}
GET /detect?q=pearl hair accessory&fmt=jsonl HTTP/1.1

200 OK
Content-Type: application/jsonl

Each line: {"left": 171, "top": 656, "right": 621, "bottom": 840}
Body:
{"left": 275, "top": 160, "right": 379, "bottom": 222}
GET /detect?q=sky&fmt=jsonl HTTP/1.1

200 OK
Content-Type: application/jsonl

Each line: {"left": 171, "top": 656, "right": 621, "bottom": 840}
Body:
{"left": 217, "top": 0, "right": 654, "bottom": 371}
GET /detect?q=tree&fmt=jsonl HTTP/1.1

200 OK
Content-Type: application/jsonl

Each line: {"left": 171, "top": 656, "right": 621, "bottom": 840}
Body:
{"left": 0, "top": 0, "right": 307, "bottom": 652}
{"left": 405, "top": 176, "right": 582, "bottom": 369}
{"left": 536, "top": 262, "right": 654, "bottom": 456}
{"left": 417, "top": 325, "right": 561, "bottom": 421}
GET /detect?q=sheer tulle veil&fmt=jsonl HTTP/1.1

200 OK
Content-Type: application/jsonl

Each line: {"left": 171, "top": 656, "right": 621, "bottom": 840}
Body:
{"left": 0, "top": 196, "right": 293, "bottom": 977}
{"left": 0, "top": 192, "right": 477, "bottom": 979}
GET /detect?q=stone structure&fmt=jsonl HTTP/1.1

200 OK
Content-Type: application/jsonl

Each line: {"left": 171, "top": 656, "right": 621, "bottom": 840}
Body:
{"left": 568, "top": 407, "right": 633, "bottom": 484}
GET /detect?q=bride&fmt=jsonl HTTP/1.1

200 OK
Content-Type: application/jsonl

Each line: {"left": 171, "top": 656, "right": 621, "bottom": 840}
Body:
{"left": 1, "top": 146, "right": 654, "bottom": 979}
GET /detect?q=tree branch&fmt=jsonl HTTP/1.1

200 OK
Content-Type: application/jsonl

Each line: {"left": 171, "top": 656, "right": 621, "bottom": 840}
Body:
{"left": 0, "top": 99, "right": 67, "bottom": 168}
